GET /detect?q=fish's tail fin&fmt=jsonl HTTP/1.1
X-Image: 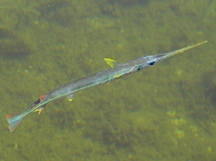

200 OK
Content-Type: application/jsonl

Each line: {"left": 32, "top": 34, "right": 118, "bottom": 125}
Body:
{"left": 6, "top": 114, "right": 24, "bottom": 132}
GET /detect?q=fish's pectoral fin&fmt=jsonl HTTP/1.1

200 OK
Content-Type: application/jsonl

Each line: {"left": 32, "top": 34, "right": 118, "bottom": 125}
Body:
{"left": 67, "top": 94, "right": 74, "bottom": 102}
{"left": 104, "top": 58, "right": 119, "bottom": 68}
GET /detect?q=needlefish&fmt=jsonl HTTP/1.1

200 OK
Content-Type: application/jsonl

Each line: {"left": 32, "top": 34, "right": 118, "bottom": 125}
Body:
{"left": 6, "top": 41, "right": 207, "bottom": 132}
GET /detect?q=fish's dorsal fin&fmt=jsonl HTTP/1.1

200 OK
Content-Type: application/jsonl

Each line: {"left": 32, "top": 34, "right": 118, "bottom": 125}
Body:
{"left": 104, "top": 58, "right": 119, "bottom": 68}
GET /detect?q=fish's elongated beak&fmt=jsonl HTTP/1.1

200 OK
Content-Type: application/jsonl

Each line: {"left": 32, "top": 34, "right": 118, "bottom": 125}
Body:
{"left": 162, "top": 40, "right": 208, "bottom": 59}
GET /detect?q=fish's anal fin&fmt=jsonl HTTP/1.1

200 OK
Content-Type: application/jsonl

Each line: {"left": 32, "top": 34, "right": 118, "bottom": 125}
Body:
{"left": 34, "top": 103, "right": 47, "bottom": 115}
{"left": 67, "top": 94, "right": 74, "bottom": 102}
{"left": 35, "top": 107, "right": 44, "bottom": 115}
{"left": 104, "top": 58, "right": 119, "bottom": 68}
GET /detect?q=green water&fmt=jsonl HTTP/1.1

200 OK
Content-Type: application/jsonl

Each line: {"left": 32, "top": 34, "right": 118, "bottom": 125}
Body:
{"left": 0, "top": 0, "right": 215, "bottom": 160}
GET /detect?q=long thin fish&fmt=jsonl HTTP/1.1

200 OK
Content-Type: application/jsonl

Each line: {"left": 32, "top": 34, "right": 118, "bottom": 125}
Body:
{"left": 6, "top": 41, "right": 207, "bottom": 132}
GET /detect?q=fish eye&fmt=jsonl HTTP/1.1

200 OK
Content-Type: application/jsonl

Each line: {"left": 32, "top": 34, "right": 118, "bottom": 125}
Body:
{"left": 148, "top": 61, "right": 155, "bottom": 66}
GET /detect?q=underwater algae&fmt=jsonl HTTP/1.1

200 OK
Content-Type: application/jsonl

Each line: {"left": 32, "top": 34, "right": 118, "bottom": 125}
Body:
{"left": 0, "top": 27, "right": 31, "bottom": 59}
